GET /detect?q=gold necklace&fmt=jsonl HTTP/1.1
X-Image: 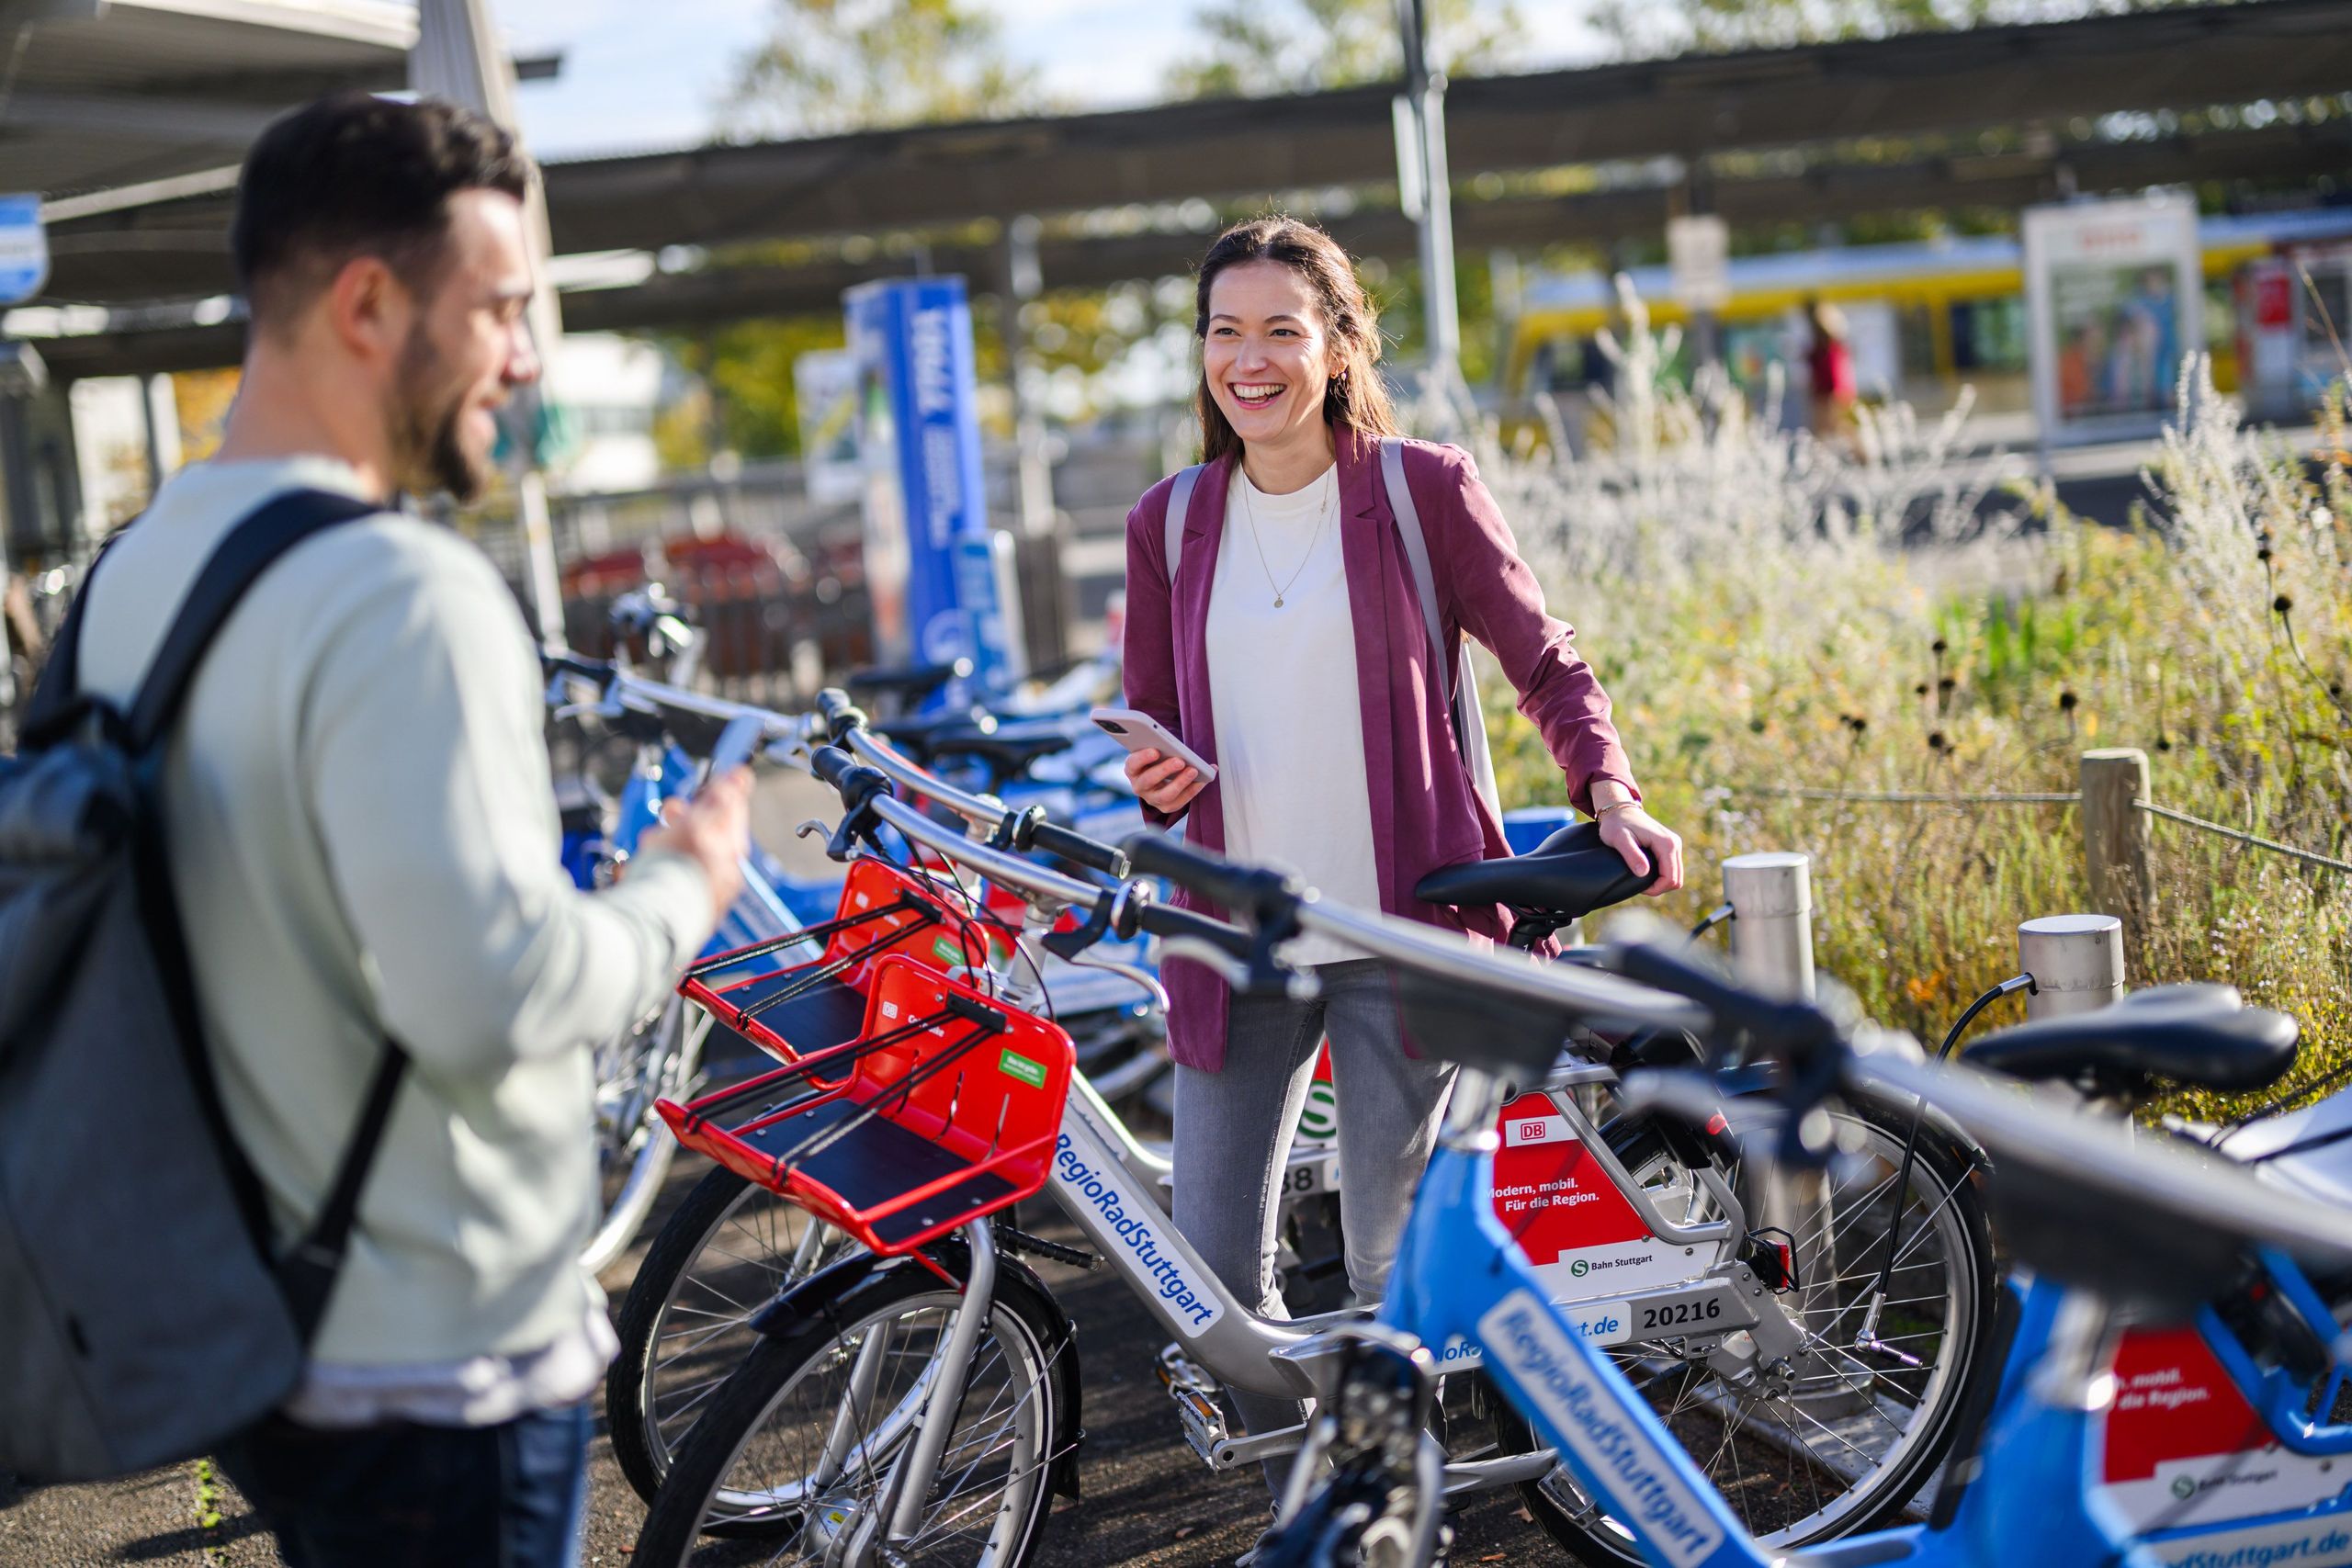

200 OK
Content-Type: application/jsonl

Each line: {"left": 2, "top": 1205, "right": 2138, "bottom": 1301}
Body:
{"left": 1240, "top": 475, "right": 1333, "bottom": 609}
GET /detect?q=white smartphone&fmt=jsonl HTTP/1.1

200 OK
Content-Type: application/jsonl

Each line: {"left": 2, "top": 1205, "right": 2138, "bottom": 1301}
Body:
{"left": 1089, "top": 706, "right": 1217, "bottom": 783}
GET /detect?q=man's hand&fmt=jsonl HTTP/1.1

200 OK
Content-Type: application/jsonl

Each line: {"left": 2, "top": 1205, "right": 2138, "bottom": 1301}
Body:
{"left": 1124, "top": 746, "right": 1206, "bottom": 816}
{"left": 1597, "top": 803, "right": 1686, "bottom": 896}
{"left": 638, "top": 766, "right": 753, "bottom": 924}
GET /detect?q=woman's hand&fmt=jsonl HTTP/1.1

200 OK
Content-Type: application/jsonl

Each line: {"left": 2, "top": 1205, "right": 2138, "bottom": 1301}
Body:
{"left": 1597, "top": 803, "right": 1685, "bottom": 895}
{"left": 1124, "top": 747, "right": 1206, "bottom": 816}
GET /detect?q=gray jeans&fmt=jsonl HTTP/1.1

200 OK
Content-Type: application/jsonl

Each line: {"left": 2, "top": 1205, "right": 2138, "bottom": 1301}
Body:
{"left": 1170, "top": 959, "right": 1455, "bottom": 1485}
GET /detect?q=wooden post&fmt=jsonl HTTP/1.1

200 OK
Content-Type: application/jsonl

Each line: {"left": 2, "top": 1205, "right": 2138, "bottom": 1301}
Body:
{"left": 2080, "top": 749, "right": 2151, "bottom": 937}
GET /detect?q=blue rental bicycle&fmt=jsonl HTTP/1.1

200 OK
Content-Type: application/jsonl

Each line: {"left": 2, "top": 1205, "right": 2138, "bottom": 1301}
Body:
{"left": 1126, "top": 833, "right": 2352, "bottom": 1568}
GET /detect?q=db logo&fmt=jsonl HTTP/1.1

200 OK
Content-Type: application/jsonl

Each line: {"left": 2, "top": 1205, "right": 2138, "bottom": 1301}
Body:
{"left": 1569, "top": 1258, "right": 1590, "bottom": 1277}
{"left": 1519, "top": 1122, "right": 1546, "bottom": 1141}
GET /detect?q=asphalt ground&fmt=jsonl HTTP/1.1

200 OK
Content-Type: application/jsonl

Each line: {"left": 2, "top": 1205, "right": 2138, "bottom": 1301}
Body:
{"left": 0, "top": 1138, "right": 1559, "bottom": 1568}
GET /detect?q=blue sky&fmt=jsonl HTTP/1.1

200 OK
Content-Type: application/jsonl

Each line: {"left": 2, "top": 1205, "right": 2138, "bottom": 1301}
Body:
{"left": 496, "top": 0, "right": 1611, "bottom": 161}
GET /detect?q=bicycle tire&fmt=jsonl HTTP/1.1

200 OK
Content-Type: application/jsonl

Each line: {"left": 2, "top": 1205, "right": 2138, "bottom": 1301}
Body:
{"left": 632, "top": 1250, "right": 1075, "bottom": 1567}
{"left": 1497, "top": 1099, "right": 1996, "bottom": 1564}
{"left": 606, "top": 1164, "right": 857, "bottom": 1511}
{"left": 582, "top": 997, "right": 700, "bottom": 1274}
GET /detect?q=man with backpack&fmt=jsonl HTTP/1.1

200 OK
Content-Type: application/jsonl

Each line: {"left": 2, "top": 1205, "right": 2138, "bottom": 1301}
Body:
{"left": 1, "top": 93, "right": 750, "bottom": 1562}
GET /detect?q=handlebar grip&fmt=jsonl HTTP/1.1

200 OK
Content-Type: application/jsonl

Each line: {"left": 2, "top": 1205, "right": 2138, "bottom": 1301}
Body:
{"left": 541, "top": 650, "right": 615, "bottom": 683}
{"left": 1120, "top": 831, "right": 1298, "bottom": 917}
{"left": 1133, "top": 901, "right": 1254, "bottom": 963}
{"left": 1026, "top": 819, "right": 1130, "bottom": 880}
{"left": 815, "top": 688, "right": 868, "bottom": 742}
{"left": 1606, "top": 942, "right": 1838, "bottom": 1057}
{"left": 810, "top": 745, "right": 891, "bottom": 813}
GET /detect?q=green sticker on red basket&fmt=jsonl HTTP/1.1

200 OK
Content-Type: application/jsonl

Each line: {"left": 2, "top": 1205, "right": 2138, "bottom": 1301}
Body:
{"left": 998, "top": 1048, "right": 1047, "bottom": 1089}
{"left": 933, "top": 934, "right": 967, "bottom": 964}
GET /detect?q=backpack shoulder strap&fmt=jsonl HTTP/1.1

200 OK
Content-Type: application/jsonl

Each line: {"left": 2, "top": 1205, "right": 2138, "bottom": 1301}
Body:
{"left": 126, "top": 488, "right": 383, "bottom": 753}
{"left": 1378, "top": 437, "right": 1463, "bottom": 728}
{"left": 114, "top": 484, "right": 408, "bottom": 1340}
{"left": 1161, "top": 464, "right": 1204, "bottom": 587}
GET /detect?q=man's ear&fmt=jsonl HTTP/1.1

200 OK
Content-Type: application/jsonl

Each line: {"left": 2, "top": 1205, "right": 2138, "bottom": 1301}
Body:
{"left": 321, "top": 254, "right": 411, "bottom": 364}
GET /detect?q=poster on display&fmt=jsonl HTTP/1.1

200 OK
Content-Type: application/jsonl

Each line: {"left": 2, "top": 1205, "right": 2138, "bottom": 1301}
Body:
{"left": 2023, "top": 192, "right": 2201, "bottom": 447}
{"left": 792, "top": 348, "right": 865, "bottom": 504}
{"left": 842, "top": 276, "right": 1011, "bottom": 692}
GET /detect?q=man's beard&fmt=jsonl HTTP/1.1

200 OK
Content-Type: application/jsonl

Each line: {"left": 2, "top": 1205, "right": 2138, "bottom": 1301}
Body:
{"left": 393, "top": 325, "right": 495, "bottom": 502}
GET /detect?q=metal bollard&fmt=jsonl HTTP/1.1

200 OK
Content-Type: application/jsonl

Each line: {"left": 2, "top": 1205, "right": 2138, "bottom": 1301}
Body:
{"left": 2017, "top": 914, "right": 2125, "bottom": 1020}
{"left": 1722, "top": 852, "right": 1815, "bottom": 1000}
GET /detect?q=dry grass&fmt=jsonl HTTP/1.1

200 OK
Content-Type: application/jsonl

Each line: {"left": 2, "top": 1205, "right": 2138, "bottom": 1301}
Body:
{"left": 1473, "top": 286, "right": 2352, "bottom": 1111}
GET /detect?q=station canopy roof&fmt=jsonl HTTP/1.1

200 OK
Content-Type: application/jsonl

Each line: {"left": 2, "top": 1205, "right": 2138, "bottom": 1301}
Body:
{"left": 5, "top": 0, "right": 417, "bottom": 204}
{"left": 16, "top": 0, "right": 2352, "bottom": 377}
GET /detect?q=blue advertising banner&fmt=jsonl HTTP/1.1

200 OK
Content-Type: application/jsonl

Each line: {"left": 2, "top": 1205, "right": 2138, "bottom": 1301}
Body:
{"left": 843, "top": 276, "right": 1010, "bottom": 695}
{"left": 0, "top": 196, "right": 45, "bottom": 305}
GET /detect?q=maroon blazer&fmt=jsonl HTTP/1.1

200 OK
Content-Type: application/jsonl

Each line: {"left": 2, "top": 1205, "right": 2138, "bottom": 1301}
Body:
{"left": 1122, "top": 424, "right": 1640, "bottom": 1071}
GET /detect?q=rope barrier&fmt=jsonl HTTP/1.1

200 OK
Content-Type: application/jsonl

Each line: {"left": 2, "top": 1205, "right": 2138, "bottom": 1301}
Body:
{"left": 2133, "top": 798, "right": 2352, "bottom": 876}
{"left": 1734, "top": 787, "right": 2080, "bottom": 805}
{"left": 1729, "top": 784, "right": 2351, "bottom": 874}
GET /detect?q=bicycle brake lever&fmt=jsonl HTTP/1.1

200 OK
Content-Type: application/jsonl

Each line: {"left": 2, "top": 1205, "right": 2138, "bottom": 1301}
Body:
{"left": 1061, "top": 953, "right": 1170, "bottom": 1013}
{"left": 1157, "top": 937, "right": 1318, "bottom": 1002}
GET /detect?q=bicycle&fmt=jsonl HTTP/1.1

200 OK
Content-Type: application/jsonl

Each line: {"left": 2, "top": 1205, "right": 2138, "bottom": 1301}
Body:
{"left": 592, "top": 682, "right": 1349, "bottom": 1516}
{"left": 1125, "top": 832, "right": 2352, "bottom": 1568}
{"left": 628, "top": 746, "right": 1989, "bottom": 1567}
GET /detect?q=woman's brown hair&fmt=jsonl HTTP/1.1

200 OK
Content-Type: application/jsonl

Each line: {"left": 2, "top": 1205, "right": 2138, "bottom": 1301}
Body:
{"left": 1193, "top": 217, "right": 1400, "bottom": 466}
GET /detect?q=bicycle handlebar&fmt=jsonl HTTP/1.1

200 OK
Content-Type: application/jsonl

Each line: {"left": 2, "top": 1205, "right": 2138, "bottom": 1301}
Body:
{"left": 541, "top": 649, "right": 616, "bottom": 686}
{"left": 1121, "top": 831, "right": 1301, "bottom": 918}
{"left": 1019, "top": 815, "right": 1130, "bottom": 879}
{"left": 1604, "top": 941, "right": 1840, "bottom": 1061}
{"left": 1127, "top": 897, "right": 1253, "bottom": 963}
{"left": 1124, "top": 830, "right": 1710, "bottom": 1034}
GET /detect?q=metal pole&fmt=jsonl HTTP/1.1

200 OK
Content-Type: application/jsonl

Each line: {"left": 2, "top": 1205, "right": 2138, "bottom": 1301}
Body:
{"left": 413, "top": 0, "right": 570, "bottom": 649}
{"left": 1394, "top": 0, "right": 1460, "bottom": 421}
{"left": 1722, "top": 852, "right": 1815, "bottom": 1000}
{"left": 1001, "top": 216, "right": 1052, "bottom": 539}
{"left": 2018, "top": 914, "right": 2125, "bottom": 1020}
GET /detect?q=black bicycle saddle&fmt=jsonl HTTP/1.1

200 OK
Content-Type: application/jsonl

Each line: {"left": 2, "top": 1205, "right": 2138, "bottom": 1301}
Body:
{"left": 922, "top": 723, "right": 1077, "bottom": 785}
{"left": 1412, "top": 820, "right": 1658, "bottom": 941}
{"left": 844, "top": 659, "right": 972, "bottom": 703}
{"left": 1966, "top": 984, "right": 2298, "bottom": 1094}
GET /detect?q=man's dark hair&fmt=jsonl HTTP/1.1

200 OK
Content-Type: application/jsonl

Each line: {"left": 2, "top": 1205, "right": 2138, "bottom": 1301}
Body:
{"left": 232, "top": 92, "right": 532, "bottom": 328}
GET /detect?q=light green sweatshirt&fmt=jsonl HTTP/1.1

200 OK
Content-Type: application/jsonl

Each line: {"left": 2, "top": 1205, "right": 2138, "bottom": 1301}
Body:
{"left": 75, "top": 457, "right": 714, "bottom": 1367}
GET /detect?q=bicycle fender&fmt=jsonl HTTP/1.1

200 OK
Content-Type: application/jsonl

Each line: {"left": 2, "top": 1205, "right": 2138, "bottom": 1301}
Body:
{"left": 747, "top": 1247, "right": 886, "bottom": 1339}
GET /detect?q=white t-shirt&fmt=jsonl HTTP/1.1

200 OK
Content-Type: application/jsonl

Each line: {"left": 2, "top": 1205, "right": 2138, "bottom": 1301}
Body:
{"left": 1204, "top": 460, "right": 1380, "bottom": 966}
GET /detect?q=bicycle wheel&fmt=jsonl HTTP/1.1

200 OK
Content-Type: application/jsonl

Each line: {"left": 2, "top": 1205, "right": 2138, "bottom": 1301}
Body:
{"left": 583, "top": 997, "right": 707, "bottom": 1273}
{"left": 1499, "top": 1100, "right": 1995, "bottom": 1563}
{"left": 631, "top": 1251, "right": 1075, "bottom": 1567}
{"left": 607, "top": 1164, "right": 860, "bottom": 1511}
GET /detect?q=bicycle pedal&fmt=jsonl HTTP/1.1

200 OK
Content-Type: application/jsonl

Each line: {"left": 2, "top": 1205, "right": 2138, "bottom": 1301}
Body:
{"left": 1158, "top": 1345, "right": 1230, "bottom": 1467}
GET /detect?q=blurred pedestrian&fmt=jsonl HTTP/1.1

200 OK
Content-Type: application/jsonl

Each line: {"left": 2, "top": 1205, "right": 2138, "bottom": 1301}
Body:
{"left": 1804, "top": 295, "right": 1858, "bottom": 439}
{"left": 1119, "top": 217, "right": 1681, "bottom": 1539}
{"left": 68, "top": 92, "right": 750, "bottom": 1566}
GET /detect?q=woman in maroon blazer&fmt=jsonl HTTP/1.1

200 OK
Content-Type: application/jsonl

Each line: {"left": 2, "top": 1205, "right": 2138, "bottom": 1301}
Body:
{"left": 1120, "top": 218, "right": 1681, "bottom": 1496}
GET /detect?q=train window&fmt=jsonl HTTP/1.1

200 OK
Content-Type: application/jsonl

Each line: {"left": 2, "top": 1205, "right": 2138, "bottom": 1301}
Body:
{"left": 1951, "top": 298, "right": 2026, "bottom": 372}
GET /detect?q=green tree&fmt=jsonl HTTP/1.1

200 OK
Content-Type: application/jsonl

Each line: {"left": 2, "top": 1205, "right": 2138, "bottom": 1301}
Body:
{"left": 1167, "top": 0, "right": 1526, "bottom": 99}
{"left": 724, "top": 0, "right": 1042, "bottom": 141}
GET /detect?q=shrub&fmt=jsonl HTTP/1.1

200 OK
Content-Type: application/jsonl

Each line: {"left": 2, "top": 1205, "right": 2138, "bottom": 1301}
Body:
{"left": 1476, "top": 284, "right": 2352, "bottom": 1110}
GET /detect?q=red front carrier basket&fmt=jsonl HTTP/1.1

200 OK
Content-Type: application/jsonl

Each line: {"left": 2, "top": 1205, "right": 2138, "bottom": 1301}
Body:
{"left": 681, "top": 856, "right": 999, "bottom": 1065}
{"left": 657, "top": 954, "right": 1074, "bottom": 1256}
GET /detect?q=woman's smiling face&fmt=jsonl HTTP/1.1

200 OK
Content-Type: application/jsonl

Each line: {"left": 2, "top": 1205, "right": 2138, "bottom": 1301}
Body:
{"left": 1202, "top": 260, "right": 1335, "bottom": 452}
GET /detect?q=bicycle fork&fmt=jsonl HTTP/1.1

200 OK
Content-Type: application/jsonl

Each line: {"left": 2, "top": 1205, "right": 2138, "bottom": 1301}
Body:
{"left": 833, "top": 1219, "right": 1002, "bottom": 1565}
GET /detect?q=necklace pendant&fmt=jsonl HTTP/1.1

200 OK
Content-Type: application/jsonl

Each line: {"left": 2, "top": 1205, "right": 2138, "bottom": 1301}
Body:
{"left": 1273, "top": 594, "right": 1284, "bottom": 608}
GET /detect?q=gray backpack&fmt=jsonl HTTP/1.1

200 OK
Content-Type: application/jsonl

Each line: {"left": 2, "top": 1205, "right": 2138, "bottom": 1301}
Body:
{"left": 1162, "top": 438, "right": 1501, "bottom": 815}
{"left": 0, "top": 490, "right": 408, "bottom": 1482}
